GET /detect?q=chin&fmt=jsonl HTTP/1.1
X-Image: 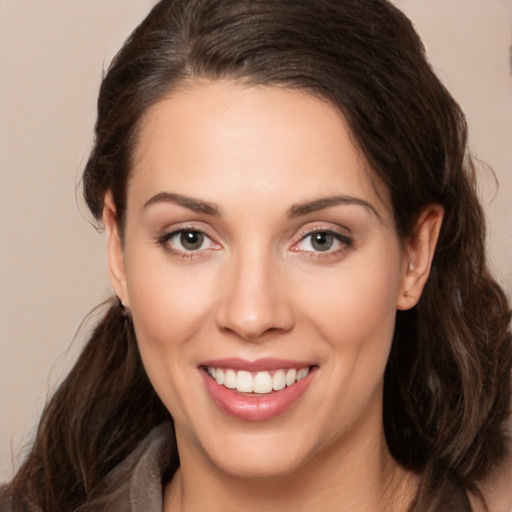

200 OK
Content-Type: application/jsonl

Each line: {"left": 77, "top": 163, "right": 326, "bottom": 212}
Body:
{"left": 190, "top": 422, "right": 321, "bottom": 480}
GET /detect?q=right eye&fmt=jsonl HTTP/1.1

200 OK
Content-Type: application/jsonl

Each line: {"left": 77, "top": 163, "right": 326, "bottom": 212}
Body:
{"left": 157, "top": 229, "right": 220, "bottom": 256}
{"left": 174, "top": 230, "right": 206, "bottom": 251}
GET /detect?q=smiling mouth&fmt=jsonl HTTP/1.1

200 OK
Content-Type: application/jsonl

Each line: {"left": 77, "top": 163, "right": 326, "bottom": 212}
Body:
{"left": 203, "top": 366, "right": 312, "bottom": 394}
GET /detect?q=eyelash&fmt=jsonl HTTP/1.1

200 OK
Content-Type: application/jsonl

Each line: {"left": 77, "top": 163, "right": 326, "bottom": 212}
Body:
{"left": 292, "top": 228, "right": 353, "bottom": 259}
{"left": 156, "top": 227, "right": 220, "bottom": 259}
{"left": 155, "top": 227, "right": 353, "bottom": 260}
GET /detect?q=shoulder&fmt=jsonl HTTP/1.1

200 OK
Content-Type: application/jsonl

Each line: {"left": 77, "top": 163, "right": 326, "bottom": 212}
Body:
{"left": 0, "top": 487, "right": 13, "bottom": 512}
{"left": 475, "top": 435, "right": 512, "bottom": 512}
{"left": 0, "top": 423, "right": 176, "bottom": 512}
{"left": 0, "top": 485, "right": 41, "bottom": 512}
{"left": 80, "top": 422, "right": 177, "bottom": 512}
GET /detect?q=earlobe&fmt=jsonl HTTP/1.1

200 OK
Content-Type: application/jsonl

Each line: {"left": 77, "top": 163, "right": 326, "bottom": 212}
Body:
{"left": 397, "top": 204, "right": 444, "bottom": 310}
{"left": 103, "top": 191, "right": 129, "bottom": 307}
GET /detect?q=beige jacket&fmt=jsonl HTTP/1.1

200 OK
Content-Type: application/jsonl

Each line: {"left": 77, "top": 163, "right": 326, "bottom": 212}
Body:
{"left": 79, "top": 423, "right": 174, "bottom": 512}
{"left": 0, "top": 424, "right": 173, "bottom": 512}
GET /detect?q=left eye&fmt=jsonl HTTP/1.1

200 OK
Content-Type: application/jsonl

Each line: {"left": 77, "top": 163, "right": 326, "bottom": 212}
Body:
{"left": 294, "top": 231, "right": 349, "bottom": 253}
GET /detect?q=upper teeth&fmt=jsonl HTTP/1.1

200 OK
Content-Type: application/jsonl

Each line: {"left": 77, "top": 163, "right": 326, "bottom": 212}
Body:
{"left": 206, "top": 367, "right": 311, "bottom": 394}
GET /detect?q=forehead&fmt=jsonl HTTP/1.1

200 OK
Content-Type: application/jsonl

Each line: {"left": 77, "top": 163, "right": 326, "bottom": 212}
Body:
{"left": 129, "top": 80, "right": 392, "bottom": 221}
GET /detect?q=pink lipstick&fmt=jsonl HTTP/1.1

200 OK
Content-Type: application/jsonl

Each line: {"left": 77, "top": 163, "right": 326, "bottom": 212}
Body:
{"left": 199, "top": 358, "right": 317, "bottom": 421}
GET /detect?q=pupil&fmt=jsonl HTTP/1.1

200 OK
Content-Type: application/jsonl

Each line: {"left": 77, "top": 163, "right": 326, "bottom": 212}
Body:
{"left": 312, "top": 232, "right": 333, "bottom": 251}
{"left": 180, "top": 231, "right": 203, "bottom": 250}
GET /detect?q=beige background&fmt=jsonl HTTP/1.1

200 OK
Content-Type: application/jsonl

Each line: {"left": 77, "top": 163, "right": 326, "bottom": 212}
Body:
{"left": 1, "top": 0, "right": 511, "bottom": 483}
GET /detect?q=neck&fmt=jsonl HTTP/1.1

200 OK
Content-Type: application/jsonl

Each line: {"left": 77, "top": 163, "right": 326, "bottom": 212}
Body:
{"left": 164, "top": 421, "right": 418, "bottom": 512}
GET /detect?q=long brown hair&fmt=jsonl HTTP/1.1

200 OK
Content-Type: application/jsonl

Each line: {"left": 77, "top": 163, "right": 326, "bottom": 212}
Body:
{"left": 6, "top": 1, "right": 511, "bottom": 510}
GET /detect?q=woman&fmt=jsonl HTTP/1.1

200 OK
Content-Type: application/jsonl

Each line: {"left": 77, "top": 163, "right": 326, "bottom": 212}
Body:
{"left": 2, "top": 0, "right": 511, "bottom": 510}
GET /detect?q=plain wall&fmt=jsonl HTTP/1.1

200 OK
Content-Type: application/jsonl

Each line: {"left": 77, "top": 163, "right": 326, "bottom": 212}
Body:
{"left": 1, "top": 0, "right": 511, "bottom": 483}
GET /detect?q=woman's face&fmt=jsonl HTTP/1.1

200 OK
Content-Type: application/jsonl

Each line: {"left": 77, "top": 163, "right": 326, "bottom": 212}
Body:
{"left": 107, "top": 81, "right": 413, "bottom": 479}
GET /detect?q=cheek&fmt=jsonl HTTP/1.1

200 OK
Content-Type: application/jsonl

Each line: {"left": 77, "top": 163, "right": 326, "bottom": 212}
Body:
{"left": 296, "top": 244, "right": 402, "bottom": 401}
{"left": 129, "top": 268, "right": 214, "bottom": 347}
{"left": 122, "top": 236, "right": 217, "bottom": 356}
{"left": 304, "top": 255, "right": 400, "bottom": 340}
{"left": 122, "top": 246, "right": 218, "bottom": 418}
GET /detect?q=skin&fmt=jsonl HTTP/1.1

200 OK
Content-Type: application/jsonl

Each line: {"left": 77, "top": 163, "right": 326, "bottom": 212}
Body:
{"left": 104, "top": 81, "right": 443, "bottom": 511}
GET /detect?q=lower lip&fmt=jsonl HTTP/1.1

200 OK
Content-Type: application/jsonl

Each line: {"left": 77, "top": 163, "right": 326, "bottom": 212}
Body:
{"left": 201, "top": 368, "right": 316, "bottom": 421}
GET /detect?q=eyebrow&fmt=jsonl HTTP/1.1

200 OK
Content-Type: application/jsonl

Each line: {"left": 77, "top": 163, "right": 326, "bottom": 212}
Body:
{"left": 287, "top": 195, "right": 380, "bottom": 219}
{"left": 143, "top": 192, "right": 379, "bottom": 220}
{"left": 143, "top": 192, "right": 220, "bottom": 216}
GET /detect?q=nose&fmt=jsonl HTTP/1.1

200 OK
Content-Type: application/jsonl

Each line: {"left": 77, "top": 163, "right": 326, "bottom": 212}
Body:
{"left": 215, "top": 249, "right": 295, "bottom": 341}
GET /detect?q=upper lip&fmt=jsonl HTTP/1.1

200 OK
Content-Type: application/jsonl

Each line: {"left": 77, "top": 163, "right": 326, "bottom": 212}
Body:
{"left": 199, "top": 357, "right": 316, "bottom": 372}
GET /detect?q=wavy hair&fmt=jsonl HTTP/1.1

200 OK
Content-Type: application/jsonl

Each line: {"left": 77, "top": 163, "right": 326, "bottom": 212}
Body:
{"left": 6, "top": 1, "right": 511, "bottom": 510}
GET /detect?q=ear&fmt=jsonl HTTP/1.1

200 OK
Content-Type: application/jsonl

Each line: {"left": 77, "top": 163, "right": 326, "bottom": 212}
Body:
{"left": 103, "top": 191, "right": 129, "bottom": 307}
{"left": 396, "top": 204, "right": 444, "bottom": 310}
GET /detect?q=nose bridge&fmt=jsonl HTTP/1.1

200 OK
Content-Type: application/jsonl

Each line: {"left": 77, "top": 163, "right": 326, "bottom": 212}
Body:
{"left": 216, "top": 242, "right": 294, "bottom": 340}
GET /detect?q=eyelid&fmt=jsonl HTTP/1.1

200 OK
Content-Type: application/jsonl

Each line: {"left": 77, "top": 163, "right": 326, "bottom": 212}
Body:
{"left": 156, "top": 220, "right": 219, "bottom": 242}
{"left": 156, "top": 224, "right": 221, "bottom": 257}
{"left": 291, "top": 225, "right": 353, "bottom": 255}
{"left": 295, "top": 222, "right": 352, "bottom": 241}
